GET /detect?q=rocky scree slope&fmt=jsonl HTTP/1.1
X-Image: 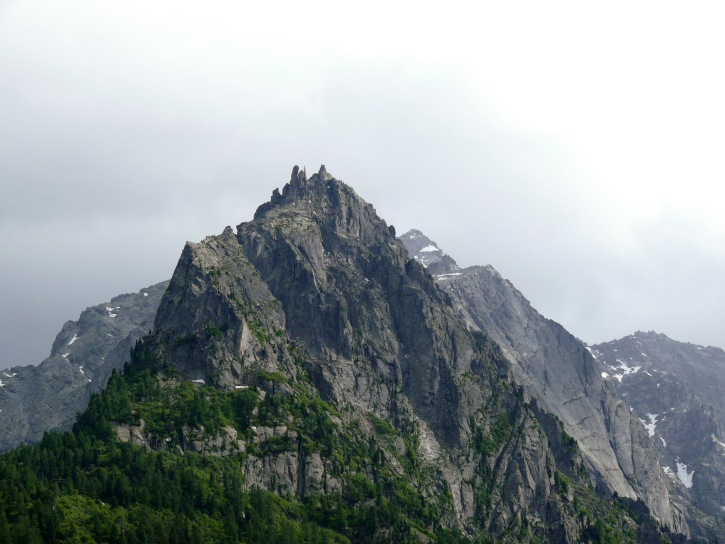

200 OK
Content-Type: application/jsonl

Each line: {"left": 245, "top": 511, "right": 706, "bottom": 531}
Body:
{"left": 591, "top": 332, "right": 725, "bottom": 537}
{"left": 118, "top": 166, "right": 687, "bottom": 542}
{"left": 399, "top": 230, "right": 687, "bottom": 536}
{"left": 0, "top": 281, "right": 168, "bottom": 452}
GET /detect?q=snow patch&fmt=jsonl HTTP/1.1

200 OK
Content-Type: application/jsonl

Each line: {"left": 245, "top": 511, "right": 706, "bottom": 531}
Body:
{"left": 660, "top": 436, "right": 667, "bottom": 447}
{"left": 235, "top": 385, "right": 249, "bottom": 390}
{"left": 143, "top": 292, "right": 149, "bottom": 297}
{"left": 78, "top": 366, "right": 85, "bottom": 376}
{"left": 62, "top": 353, "right": 69, "bottom": 359}
{"left": 105, "top": 306, "right": 120, "bottom": 318}
{"left": 712, "top": 435, "right": 725, "bottom": 451}
{"left": 663, "top": 466, "right": 672, "bottom": 475}
{"left": 609, "top": 359, "right": 641, "bottom": 382}
{"left": 676, "top": 461, "right": 694, "bottom": 488}
{"left": 419, "top": 245, "right": 440, "bottom": 253}
{"left": 640, "top": 413, "right": 658, "bottom": 437}
{"left": 68, "top": 334, "right": 79, "bottom": 345}
{"left": 601, "top": 372, "right": 609, "bottom": 379}
{"left": 3, "top": 372, "right": 16, "bottom": 378}
{"left": 0, "top": 380, "right": 5, "bottom": 388}
{"left": 191, "top": 379, "right": 205, "bottom": 385}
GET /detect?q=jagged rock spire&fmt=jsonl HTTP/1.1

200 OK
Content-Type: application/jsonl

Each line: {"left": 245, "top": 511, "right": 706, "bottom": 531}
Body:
{"left": 255, "top": 164, "right": 334, "bottom": 219}
{"left": 290, "top": 165, "right": 307, "bottom": 185}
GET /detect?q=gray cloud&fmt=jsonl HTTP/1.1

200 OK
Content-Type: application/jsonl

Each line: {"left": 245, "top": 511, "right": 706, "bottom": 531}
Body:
{"left": 2, "top": 2, "right": 725, "bottom": 368}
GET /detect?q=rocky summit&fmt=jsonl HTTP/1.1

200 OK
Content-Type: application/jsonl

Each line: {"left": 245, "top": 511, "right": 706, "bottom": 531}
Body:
{"left": 0, "top": 166, "right": 712, "bottom": 542}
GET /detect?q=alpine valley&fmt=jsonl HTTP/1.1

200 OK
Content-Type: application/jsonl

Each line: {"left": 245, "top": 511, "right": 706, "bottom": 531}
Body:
{"left": 1, "top": 167, "right": 723, "bottom": 543}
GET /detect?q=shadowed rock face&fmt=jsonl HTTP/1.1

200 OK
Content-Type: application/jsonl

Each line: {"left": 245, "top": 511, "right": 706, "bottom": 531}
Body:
{"left": 399, "top": 230, "right": 684, "bottom": 534}
{"left": 0, "top": 281, "right": 168, "bottom": 452}
{"left": 591, "top": 332, "right": 725, "bottom": 537}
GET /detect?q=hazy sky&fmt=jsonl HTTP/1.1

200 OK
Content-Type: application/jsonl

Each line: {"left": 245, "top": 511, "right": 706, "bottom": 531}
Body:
{"left": 2, "top": 1, "right": 725, "bottom": 369}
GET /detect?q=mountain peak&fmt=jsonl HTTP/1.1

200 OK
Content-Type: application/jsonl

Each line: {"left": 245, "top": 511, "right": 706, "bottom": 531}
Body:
{"left": 248, "top": 165, "right": 400, "bottom": 256}
{"left": 253, "top": 164, "right": 344, "bottom": 220}
{"left": 398, "top": 229, "right": 460, "bottom": 274}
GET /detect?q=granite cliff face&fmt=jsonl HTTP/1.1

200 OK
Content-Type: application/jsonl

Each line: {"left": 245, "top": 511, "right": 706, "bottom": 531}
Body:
{"left": 399, "top": 231, "right": 687, "bottom": 536}
{"left": 591, "top": 332, "right": 725, "bottom": 537}
{"left": 0, "top": 281, "right": 167, "bottom": 452}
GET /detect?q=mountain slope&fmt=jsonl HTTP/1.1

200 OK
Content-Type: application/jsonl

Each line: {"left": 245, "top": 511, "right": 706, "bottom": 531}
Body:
{"left": 591, "top": 332, "right": 725, "bottom": 536}
{"left": 0, "top": 281, "right": 167, "bottom": 452}
{"left": 399, "top": 230, "right": 687, "bottom": 536}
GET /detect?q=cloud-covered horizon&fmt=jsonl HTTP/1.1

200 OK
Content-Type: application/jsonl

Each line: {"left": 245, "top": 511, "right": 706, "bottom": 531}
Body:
{"left": 2, "top": 1, "right": 725, "bottom": 368}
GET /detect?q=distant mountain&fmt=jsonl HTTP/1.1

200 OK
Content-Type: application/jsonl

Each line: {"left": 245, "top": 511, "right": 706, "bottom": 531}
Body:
{"left": 591, "top": 332, "right": 725, "bottom": 535}
{"left": 0, "top": 281, "right": 168, "bottom": 452}
{"left": 397, "top": 229, "right": 459, "bottom": 274}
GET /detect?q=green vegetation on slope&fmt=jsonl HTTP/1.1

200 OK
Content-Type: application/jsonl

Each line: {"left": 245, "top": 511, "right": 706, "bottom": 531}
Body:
{"left": 0, "top": 344, "right": 468, "bottom": 543}
{"left": 0, "top": 341, "right": 690, "bottom": 543}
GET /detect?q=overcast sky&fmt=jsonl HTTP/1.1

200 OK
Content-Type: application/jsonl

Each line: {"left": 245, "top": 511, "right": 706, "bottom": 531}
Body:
{"left": 2, "top": 1, "right": 725, "bottom": 369}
